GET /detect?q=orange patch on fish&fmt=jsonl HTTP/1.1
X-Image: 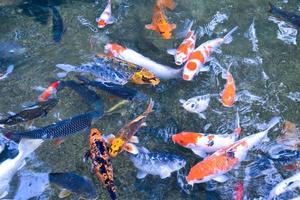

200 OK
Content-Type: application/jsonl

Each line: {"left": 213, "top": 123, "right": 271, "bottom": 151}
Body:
{"left": 188, "top": 51, "right": 205, "bottom": 63}
{"left": 221, "top": 72, "right": 236, "bottom": 107}
{"left": 172, "top": 132, "right": 202, "bottom": 147}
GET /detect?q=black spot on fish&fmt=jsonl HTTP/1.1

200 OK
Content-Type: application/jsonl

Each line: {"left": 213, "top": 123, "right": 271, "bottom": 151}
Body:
{"left": 226, "top": 150, "right": 235, "bottom": 159}
{"left": 207, "top": 140, "right": 214, "bottom": 147}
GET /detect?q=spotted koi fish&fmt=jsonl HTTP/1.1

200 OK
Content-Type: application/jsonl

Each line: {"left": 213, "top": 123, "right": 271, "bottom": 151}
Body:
{"left": 172, "top": 112, "right": 241, "bottom": 157}
{"left": 145, "top": 0, "right": 176, "bottom": 40}
{"left": 186, "top": 117, "right": 279, "bottom": 185}
{"left": 85, "top": 128, "right": 117, "bottom": 200}
{"left": 167, "top": 21, "right": 196, "bottom": 65}
{"left": 96, "top": 0, "right": 114, "bottom": 28}
{"left": 38, "top": 81, "right": 60, "bottom": 102}
{"left": 108, "top": 99, "right": 154, "bottom": 157}
{"left": 183, "top": 26, "right": 238, "bottom": 81}
{"left": 220, "top": 66, "right": 236, "bottom": 107}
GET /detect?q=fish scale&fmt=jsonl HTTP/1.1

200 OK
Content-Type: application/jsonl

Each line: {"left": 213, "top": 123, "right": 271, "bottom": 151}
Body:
{"left": 11, "top": 111, "right": 102, "bottom": 140}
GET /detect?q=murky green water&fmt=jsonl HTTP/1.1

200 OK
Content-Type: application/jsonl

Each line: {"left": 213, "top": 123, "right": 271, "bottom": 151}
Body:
{"left": 0, "top": 0, "right": 300, "bottom": 199}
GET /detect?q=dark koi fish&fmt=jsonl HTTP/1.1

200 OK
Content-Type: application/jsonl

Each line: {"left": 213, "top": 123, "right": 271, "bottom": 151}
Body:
{"left": 269, "top": 3, "right": 300, "bottom": 28}
{"left": 51, "top": 6, "right": 64, "bottom": 42}
{"left": 85, "top": 128, "right": 117, "bottom": 200}
{"left": 76, "top": 75, "right": 147, "bottom": 101}
{"left": 8, "top": 111, "right": 103, "bottom": 140}
{"left": 0, "top": 98, "right": 58, "bottom": 126}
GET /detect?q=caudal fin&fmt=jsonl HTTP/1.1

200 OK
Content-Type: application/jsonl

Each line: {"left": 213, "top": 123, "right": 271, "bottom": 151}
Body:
{"left": 145, "top": 98, "right": 154, "bottom": 115}
{"left": 223, "top": 26, "right": 238, "bottom": 44}
{"left": 156, "top": 0, "right": 176, "bottom": 10}
{"left": 18, "top": 139, "right": 43, "bottom": 158}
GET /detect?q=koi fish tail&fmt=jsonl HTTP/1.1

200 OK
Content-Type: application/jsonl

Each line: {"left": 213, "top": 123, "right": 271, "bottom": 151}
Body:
{"left": 156, "top": 0, "right": 176, "bottom": 10}
{"left": 145, "top": 98, "right": 155, "bottom": 115}
{"left": 223, "top": 26, "right": 238, "bottom": 44}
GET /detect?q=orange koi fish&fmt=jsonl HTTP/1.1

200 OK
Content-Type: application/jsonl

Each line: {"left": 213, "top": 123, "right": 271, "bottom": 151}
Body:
{"left": 85, "top": 128, "right": 117, "bottom": 200}
{"left": 220, "top": 67, "right": 236, "bottom": 107}
{"left": 131, "top": 68, "right": 160, "bottom": 86}
{"left": 96, "top": 0, "right": 114, "bottom": 28}
{"left": 38, "top": 81, "right": 60, "bottom": 102}
{"left": 145, "top": 0, "right": 176, "bottom": 40}
{"left": 167, "top": 21, "right": 196, "bottom": 65}
{"left": 183, "top": 26, "right": 238, "bottom": 81}
{"left": 186, "top": 117, "right": 279, "bottom": 185}
{"left": 108, "top": 99, "right": 154, "bottom": 157}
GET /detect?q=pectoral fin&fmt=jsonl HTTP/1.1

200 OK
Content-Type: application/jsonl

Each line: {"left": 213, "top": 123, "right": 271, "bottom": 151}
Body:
{"left": 145, "top": 24, "right": 157, "bottom": 31}
{"left": 103, "top": 134, "right": 115, "bottom": 144}
{"left": 58, "top": 189, "right": 72, "bottom": 198}
{"left": 124, "top": 143, "right": 139, "bottom": 154}
{"left": 107, "top": 16, "right": 115, "bottom": 24}
{"left": 199, "top": 65, "right": 210, "bottom": 72}
{"left": 167, "top": 48, "right": 177, "bottom": 56}
{"left": 212, "top": 175, "right": 229, "bottom": 183}
{"left": 197, "top": 113, "right": 206, "bottom": 119}
{"left": 191, "top": 148, "right": 207, "bottom": 158}
{"left": 129, "top": 136, "right": 139, "bottom": 143}
{"left": 160, "top": 169, "right": 171, "bottom": 179}
{"left": 171, "top": 23, "right": 177, "bottom": 30}
{"left": 137, "top": 170, "right": 148, "bottom": 179}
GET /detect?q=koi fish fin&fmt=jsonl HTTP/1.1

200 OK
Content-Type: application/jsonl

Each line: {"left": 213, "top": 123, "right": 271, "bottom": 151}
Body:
{"left": 199, "top": 65, "right": 210, "bottom": 72}
{"left": 57, "top": 72, "right": 68, "bottom": 78}
{"left": 197, "top": 112, "right": 206, "bottom": 119}
{"left": 103, "top": 133, "right": 115, "bottom": 144}
{"left": 140, "top": 147, "right": 150, "bottom": 153}
{"left": 213, "top": 175, "right": 229, "bottom": 183}
{"left": 179, "top": 99, "right": 186, "bottom": 104}
{"left": 145, "top": 24, "right": 157, "bottom": 31}
{"left": 191, "top": 148, "right": 207, "bottom": 158}
{"left": 223, "top": 26, "right": 238, "bottom": 44}
{"left": 137, "top": 170, "right": 148, "bottom": 179}
{"left": 160, "top": 169, "right": 171, "bottom": 179}
{"left": 58, "top": 188, "right": 72, "bottom": 198}
{"left": 167, "top": 48, "right": 177, "bottom": 56}
{"left": 129, "top": 136, "right": 139, "bottom": 143}
{"left": 124, "top": 143, "right": 139, "bottom": 154}
{"left": 56, "top": 64, "right": 77, "bottom": 73}
{"left": 106, "top": 16, "right": 115, "bottom": 24}
{"left": 171, "top": 23, "right": 177, "bottom": 30}
{"left": 141, "top": 122, "right": 147, "bottom": 127}
{"left": 17, "top": 160, "right": 27, "bottom": 171}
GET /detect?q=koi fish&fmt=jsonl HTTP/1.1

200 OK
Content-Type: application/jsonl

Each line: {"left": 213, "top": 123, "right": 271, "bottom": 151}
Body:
{"left": 131, "top": 68, "right": 160, "bottom": 86}
{"left": 268, "top": 3, "right": 300, "bottom": 28}
{"left": 179, "top": 94, "right": 210, "bottom": 119}
{"left": 167, "top": 21, "right": 196, "bottom": 65}
{"left": 96, "top": 0, "right": 114, "bottom": 28}
{"left": 172, "top": 112, "right": 241, "bottom": 157}
{"left": 128, "top": 145, "right": 186, "bottom": 179}
{"left": 183, "top": 26, "right": 238, "bottom": 81}
{"left": 145, "top": 0, "right": 176, "bottom": 40}
{"left": 108, "top": 99, "right": 154, "bottom": 157}
{"left": 85, "top": 128, "right": 117, "bottom": 200}
{"left": 51, "top": 6, "right": 64, "bottom": 42}
{"left": 76, "top": 75, "right": 147, "bottom": 101}
{"left": 59, "top": 80, "right": 104, "bottom": 112}
{"left": 0, "top": 98, "right": 58, "bottom": 126}
{"left": 0, "top": 139, "right": 43, "bottom": 198}
{"left": 268, "top": 172, "right": 300, "bottom": 200}
{"left": 38, "top": 81, "right": 60, "bottom": 102}
{"left": 220, "top": 66, "right": 236, "bottom": 107}
{"left": 234, "top": 181, "right": 244, "bottom": 200}
{"left": 8, "top": 111, "right": 103, "bottom": 140}
{"left": 56, "top": 58, "right": 131, "bottom": 85}
{"left": 104, "top": 43, "right": 182, "bottom": 79}
{"left": 186, "top": 117, "right": 280, "bottom": 185}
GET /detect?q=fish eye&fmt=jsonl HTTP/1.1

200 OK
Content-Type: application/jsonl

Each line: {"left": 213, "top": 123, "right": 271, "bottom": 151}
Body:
{"left": 191, "top": 104, "right": 195, "bottom": 108}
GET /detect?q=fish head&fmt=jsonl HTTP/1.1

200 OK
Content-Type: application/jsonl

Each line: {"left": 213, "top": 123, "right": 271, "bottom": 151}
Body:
{"left": 158, "top": 23, "right": 176, "bottom": 40}
{"left": 104, "top": 43, "right": 126, "bottom": 58}
{"left": 175, "top": 52, "right": 187, "bottom": 65}
{"left": 172, "top": 132, "right": 201, "bottom": 147}
{"left": 181, "top": 99, "right": 198, "bottom": 113}
{"left": 97, "top": 19, "right": 106, "bottom": 28}
{"left": 182, "top": 60, "right": 201, "bottom": 81}
{"left": 109, "top": 137, "right": 126, "bottom": 157}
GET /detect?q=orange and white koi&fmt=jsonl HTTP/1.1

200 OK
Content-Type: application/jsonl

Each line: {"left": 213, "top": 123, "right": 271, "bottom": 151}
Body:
{"left": 220, "top": 66, "right": 236, "bottom": 107}
{"left": 38, "top": 81, "right": 60, "bottom": 102}
{"left": 186, "top": 117, "right": 279, "bottom": 185}
{"left": 182, "top": 26, "right": 238, "bottom": 81}
{"left": 167, "top": 21, "right": 196, "bottom": 65}
{"left": 104, "top": 43, "right": 182, "bottom": 79}
{"left": 96, "top": 0, "right": 114, "bottom": 29}
{"left": 172, "top": 112, "right": 241, "bottom": 157}
{"left": 107, "top": 99, "right": 154, "bottom": 157}
{"left": 145, "top": 0, "right": 176, "bottom": 40}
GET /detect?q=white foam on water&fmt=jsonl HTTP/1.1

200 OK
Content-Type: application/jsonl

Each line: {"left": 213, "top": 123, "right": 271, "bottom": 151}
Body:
{"left": 245, "top": 19, "right": 259, "bottom": 52}
{"left": 268, "top": 16, "right": 298, "bottom": 45}
{"left": 197, "top": 12, "right": 228, "bottom": 37}
{"left": 77, "top": 16, "right": 98, "bottom": 33}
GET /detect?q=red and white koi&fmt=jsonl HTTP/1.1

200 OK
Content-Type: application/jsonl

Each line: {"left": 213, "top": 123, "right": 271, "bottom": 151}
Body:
{"left": 182, "top": 26, "right": 238, "bottom": 81}
{"left": 104, "top": 43, "right": 181, "bottom": 79}
{"left": 167, "top": 21, "right": 196, "bottom": 65}
{"left": 186, "top": 117, "right": 280, "bottom": 185}
{"left": 38, "top": 81, "right": 60, "bottom": 102}
{"left": 172, "top": 111, "right": 241, "bottom": 157}
{"left": 96, "top": 0, "right": 114, "bottom": 29}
